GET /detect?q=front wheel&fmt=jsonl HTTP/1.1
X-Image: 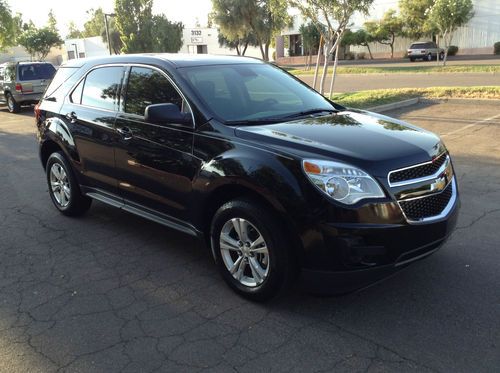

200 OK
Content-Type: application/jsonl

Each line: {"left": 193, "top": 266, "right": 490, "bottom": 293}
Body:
{"left": 210, "top": 199, "right": 297, "bottom": 301}
{"left": 439, "top": 52, "right": 445, "bottom": 60}
{"left": 46, "top": 152, "right": 92, "bottom": 216}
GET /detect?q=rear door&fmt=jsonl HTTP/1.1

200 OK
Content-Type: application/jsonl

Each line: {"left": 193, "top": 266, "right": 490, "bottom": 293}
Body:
{"left": 61, "top": 65, "right": 125, "bottom": 195}
{"left": 17, "top": 63, "right": 56, "bottom": 96}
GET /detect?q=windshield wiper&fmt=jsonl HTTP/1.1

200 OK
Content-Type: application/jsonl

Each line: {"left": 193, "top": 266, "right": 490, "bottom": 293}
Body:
{"left": 281, "top": 108, "right": 338, "bottom": 119}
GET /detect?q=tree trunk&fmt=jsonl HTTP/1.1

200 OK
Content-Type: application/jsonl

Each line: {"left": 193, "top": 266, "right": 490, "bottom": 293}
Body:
{"left": 328, "top": 42, "right": 340, "bottom": 98}
{"left": 366, "top": 43, "right": 373, "bottom": 59}
{"left": 236, "top": 44, "right": 241, "bottom": 56}
{"left": 259, "top": 43, "right": 266, "bottom": 60}
{"left": 390, "top": 34, "right": 395, "bottom": 58}
{"left": 319, "top": 41, "right": 331, "bottom": 95}
{"left": 443, "top": 32, "right": 452, "bottom": 67}
{"left": 312, "top": 35, "right": 323, "bottom": 91}
{"left": 242, "top": 42, "right": 248, "bottom": 56}
{"left": 264, "top": 43, "right": 270, "bottom": 61}
{"left": 307, "top": 49, "right": 312, "bottom": 70}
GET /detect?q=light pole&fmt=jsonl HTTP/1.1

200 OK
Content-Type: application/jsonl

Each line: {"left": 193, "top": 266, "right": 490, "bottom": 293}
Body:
{"left": 71, "top": 43, "right": 78, "bottom": 59}
{"left": 104, "top": 13, "right": 116, "bottom": 55}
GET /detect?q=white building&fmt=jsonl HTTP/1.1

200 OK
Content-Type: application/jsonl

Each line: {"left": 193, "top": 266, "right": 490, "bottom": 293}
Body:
{"left": 179, "top": 27, "right": 271, "bottom": 59}
{"left": 63, "top": 37, "right": 109, "bottom": 61}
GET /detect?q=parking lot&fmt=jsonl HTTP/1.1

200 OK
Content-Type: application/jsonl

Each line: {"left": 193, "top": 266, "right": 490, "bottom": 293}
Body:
{"left": 0, "top": 100, "right": 499, "bottom": 372}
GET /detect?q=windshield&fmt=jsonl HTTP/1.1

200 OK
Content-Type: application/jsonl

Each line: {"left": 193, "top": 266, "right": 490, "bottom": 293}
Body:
{"left": 179, "top": 63, "right": 337, "bottom": 123}
{"left": 18, "top": 63, "right": 56, "bottom": 81}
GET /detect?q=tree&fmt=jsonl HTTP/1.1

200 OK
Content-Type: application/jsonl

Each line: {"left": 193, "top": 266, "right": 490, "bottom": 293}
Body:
{"left": 399, "top": 0, "right": 436, "bottom": 39}
{"left": 218, "top": 32, "right": 258, "bottom": 56}
{"left": 341, "top": 29, "right": 374, "bottom": 59}
{"left": 115, "top": 0, "right": 155, "bottom": 53}
{"left": 47, "top": 9, "right": 58, "bottom": 33}
{"left": 150, "top": 15, "right": 184, "bottom": 53}
{"left": 299, "top": 22, "right": 322, "bottom": 69}
{"left": 67, "top": 21, "right": 84, "bottom": 39}
{"left": 211, "top": 0, "right": 291, "bottom": 61}
{"left": 427, "top": 0, "right": 473, "bottom": 66}
{"left": 292, "top": 0, "right": 374, "bottom": 95}
{"left": 365, "top": 9, "right": 403, "bottom": 59}
{"left": 83, "top": 8, "right": 105, "bottom": 37}
{"left": 0, "top": 0, "right": 14, "bottom": 51}
{"left": 18, "top": 27, "right": 62, "bottom": 60}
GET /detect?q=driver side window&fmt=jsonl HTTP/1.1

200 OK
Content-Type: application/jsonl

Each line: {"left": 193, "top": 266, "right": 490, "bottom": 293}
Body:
{"left": 124, "top": 67, "right": 189, "bottom": 117}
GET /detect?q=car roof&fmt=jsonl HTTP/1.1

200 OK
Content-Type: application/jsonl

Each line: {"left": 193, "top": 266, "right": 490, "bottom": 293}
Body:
{"left": 62, "top": 54, "right": 264, "bottom": 69}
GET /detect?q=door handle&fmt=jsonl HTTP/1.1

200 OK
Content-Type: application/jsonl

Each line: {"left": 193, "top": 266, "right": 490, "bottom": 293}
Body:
{"left": 117, "top": 126, "right": 132, "bottom": 140}
{"left": 65, "top": 111, "right": 77, "bottom": 123}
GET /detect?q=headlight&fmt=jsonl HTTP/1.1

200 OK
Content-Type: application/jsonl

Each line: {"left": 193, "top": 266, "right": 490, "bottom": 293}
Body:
{"left": 302, "top": 159, "right": 385, "bottom": 205}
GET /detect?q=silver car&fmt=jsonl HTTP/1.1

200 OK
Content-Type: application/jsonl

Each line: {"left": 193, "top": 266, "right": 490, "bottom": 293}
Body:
{"left": 407, "top": 42, "right": 445, "bottom": 62}
{"left": 0, "top": 61, "right": 56, "bottom": 113}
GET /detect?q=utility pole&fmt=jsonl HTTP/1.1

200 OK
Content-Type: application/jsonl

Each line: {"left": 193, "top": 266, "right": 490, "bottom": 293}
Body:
{"left": 104, "top": 13, "right": 116, "bottom": 55}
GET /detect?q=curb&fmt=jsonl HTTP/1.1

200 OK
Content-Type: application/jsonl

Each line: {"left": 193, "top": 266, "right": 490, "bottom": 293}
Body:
{"left": 420, "top": 98, "right": 500, "bottom": 106}
{"left": 367, "top": 98, "right": 420, "bottom": 113}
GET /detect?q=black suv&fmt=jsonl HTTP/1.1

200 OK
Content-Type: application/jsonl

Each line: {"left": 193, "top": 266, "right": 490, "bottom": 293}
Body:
{"left": 36, "top": 55, "right": 459, "bottom": 300}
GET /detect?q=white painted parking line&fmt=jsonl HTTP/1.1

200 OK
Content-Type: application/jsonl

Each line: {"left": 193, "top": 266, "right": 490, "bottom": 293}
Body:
{"left": 441, "top": 113, "right": 500, "bottom": 137}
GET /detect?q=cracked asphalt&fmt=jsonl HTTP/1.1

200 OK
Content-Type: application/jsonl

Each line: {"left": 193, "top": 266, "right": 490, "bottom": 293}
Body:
{"left": 0, "top": 100, "right": 499, "bottom": 372}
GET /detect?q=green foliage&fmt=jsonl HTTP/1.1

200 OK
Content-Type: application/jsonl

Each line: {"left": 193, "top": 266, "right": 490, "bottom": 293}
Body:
{"left": 67, "top": 21, "right": 84, "bottom": 39}
{"left": 18, "top": 27, "right": 63, "bottom": 60}
{"left": 115, "top": 0, "right": 154, "bottom": 53}
{"left": 47, "top": 9, "right": 58, "bottom": 33}
{"left": 447, "top": 45, "right": 458, "bottom": 56}
{"left": 83, "top": 8, "right": 105, "bottom": 37}
{"left": 427, "top": 0, "right": 474, "bottom": 36}
{"left": 211, "top": 0, "right": 291, "bottom": 61}
{"left": 150, "top": 15, "right": 184, "bottom": 53}
{"left": 299, "top": 22, "right": 321, "bottom": 54}
{"left": 365, "top": 9, "right": 403, "bottom": 58}
{"left": 0, "top": 0, "right": 14, "bottom": 50}
{"left": 218, "top": 32, "right": 258, "bottom": 56}
{"left": 399, "top": 0, "right": 436, "bottom": 39}
{"left": 494, "top": 42, "right": 500, "bottom": 55}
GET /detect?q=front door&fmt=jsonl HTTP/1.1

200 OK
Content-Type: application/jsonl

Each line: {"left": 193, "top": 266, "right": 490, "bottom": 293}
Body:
{"left": 114, "top": 66, "right": 201, "bottom": 221}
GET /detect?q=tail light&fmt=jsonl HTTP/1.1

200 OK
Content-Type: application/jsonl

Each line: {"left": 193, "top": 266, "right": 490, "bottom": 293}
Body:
{"left": 15, "top": 83, "right": 22, "bottom": 92}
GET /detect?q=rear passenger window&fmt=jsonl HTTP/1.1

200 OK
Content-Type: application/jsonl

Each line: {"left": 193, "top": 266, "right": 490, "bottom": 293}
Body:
{"left": 125, "top": 67, "right": 185, "bottom": 116}
{"left": 81, "top": 66, "right": 123, "bottom": 111}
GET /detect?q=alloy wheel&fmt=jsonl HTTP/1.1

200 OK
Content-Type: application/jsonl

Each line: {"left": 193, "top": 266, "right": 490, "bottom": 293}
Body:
{"left": 219, "top": 218, "right": 270, "bottom": 287}
{"left": 7, "top": 95, "right": 14, "bottom": 112}
{"left": 49, "top": 163, "right": 71, "bottom": 207}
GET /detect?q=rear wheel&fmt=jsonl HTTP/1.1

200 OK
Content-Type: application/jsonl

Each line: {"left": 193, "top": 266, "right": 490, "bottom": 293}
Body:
{"left": 46, "top": 152, "right": 92, "bottom": 216}
{"left": 6, "top": 93, "right": 20, "bottom": 113}
{"left": 426, "top": 53, "right": 433, "bottom": 61}
{"left": 439, "top": 52, "right": 445, "bottom": 60}
{"left": 210, "top": 199, "right": 297, "bottom": 301}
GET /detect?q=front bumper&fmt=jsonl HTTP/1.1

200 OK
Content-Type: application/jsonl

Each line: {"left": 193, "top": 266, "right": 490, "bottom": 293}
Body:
{"left": 299, "top": 195, "right": 459, "bottom": 294}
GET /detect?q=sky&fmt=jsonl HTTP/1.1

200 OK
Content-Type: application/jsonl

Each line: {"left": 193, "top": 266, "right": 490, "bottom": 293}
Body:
{"left": 10, "top": 0, "right": 214, "bottom": 37}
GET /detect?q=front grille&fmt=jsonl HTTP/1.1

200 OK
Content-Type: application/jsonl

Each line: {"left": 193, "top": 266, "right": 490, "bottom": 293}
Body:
{"left": 389, "top": 153, "right": 447, "bottom": 184}
{"left": 399, "top": 181, "right": 453, "bottom": 221}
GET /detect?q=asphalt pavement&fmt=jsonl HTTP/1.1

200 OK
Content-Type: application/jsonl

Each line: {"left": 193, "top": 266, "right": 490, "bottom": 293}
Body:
{"left": 0, "top": 101, "right": 499, "bottom": 372}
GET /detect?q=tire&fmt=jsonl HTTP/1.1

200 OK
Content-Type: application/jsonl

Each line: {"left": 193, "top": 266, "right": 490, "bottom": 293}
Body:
{"left": 210, "top": 198, "right": 297, "bottom": 301}
{"left": 6, "top": 93, "right": 20, "bottom": 113}
{"left": 426, "top": 53, "right": 433, "bottom": 61}
{"left": 46, "top": 152, "right": 92, "bottom": 216}
{"left": 439, "top": 52, "right": 445, "bottom": 60}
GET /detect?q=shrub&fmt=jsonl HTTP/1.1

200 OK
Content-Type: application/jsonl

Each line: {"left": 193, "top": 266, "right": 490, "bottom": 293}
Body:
{"left": 356, "top": 52, "right": 366, "bottom": 60}
{"left": 448, "top": 45, "right": 459, "bottom": 56}
{"left": 494, "top": 42, "right": 500, "bottom": 55}
{"left": 345, "top": 51, "right": 355, "bottom": 60}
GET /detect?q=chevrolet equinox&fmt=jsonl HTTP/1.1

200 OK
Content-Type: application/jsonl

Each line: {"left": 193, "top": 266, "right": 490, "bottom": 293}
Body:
{"left": 36, "top": 55, "right": 459, "bottom": 300}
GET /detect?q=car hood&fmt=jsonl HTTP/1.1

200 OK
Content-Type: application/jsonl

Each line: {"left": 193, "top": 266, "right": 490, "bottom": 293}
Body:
{"left": 234, "top": 110, "right": 444, "bottom": 177}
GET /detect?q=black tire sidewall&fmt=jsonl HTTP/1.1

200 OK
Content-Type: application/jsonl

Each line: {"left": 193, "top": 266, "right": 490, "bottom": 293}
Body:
{"left": 6, "top": 93, "right": 18, "bottom": 113}
{"left": 210, "top": 200, "right": 292, "bottom": 301}
{"left": 46, "top": 152, "right": 85, "bottom": 215}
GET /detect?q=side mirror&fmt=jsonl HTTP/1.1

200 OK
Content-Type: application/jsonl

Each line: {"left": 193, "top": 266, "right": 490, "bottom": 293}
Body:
{"left": 144, "top": 103, "right": 192, "bottom": 126}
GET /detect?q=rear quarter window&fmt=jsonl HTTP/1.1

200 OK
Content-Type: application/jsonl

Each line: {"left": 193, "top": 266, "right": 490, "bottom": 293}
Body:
{"left": 18, "top": 64, "right": 56, "bottom": 81}
{"left": 44, "top": 67, "right": 79, "bottom": 99}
